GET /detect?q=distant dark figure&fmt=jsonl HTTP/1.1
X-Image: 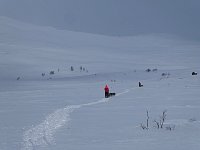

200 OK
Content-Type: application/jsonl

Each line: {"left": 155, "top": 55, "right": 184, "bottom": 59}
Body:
{"left": 42, "top": 73, "right": 45, "bottom": 77}
{"left": 192, "top": 72, "right": 197, "bottom": 75}
{"left": 104, "top": 85, "right": 110, "bottom": 98}
{"left": 139, "top": 82, "right": 143, "bottom": 87}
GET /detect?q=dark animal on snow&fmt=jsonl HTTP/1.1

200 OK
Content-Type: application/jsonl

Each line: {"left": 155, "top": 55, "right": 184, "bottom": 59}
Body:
{"left": 139, "top": 82, "right": 143, "bottom": 87}
{"left": 105, "top": 92, "right": 116, "bottom": 98}
{"left": 109, "top": 93, "right": 116, "bottom": 97}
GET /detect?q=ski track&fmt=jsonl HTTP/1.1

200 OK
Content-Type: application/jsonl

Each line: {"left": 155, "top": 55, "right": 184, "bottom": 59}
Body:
{"left": 21, "top": 88, "right": 134, "bottom": 150}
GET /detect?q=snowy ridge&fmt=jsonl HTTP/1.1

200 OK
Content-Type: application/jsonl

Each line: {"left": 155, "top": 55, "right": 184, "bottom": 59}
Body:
{"left": 22, "top": 88, "right": 132, "bottom": 150}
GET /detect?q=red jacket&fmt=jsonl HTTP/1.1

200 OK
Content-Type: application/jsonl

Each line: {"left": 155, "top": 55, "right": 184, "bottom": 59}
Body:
{"left": 104, "top": 85, "right": 109, "bottom": 92}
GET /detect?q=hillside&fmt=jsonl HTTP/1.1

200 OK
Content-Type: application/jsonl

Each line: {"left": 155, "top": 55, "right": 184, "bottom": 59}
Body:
{"left": 0, "top": 17, "right": 200, "bottom": 150}
{"left": 0, "top": 0, "right": 200, "bottom": 39}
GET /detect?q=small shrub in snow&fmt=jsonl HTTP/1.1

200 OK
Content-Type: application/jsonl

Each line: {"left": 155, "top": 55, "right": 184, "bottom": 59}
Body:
{"left": 111, "top": 80, "right": 116, "bottom": 82}
{"left": 79, "top": 66, "right": 89, "bottom": 72}
{"left": 80, "top": 66, "right": 83, "bottom": 71}
{"left": 140, "top": 110, "right": 150, "bottom": 130}
{"left": 152, "top": 69, "right": 158, "bottom": 72}
{"left": 70, "top": 66, "right": 74, "bottom": 71}
{"left": 42, "top": 73, "right": 45, "bottom": 77}
{"left": 17, "top": 77, "right": 20, "bottom": 80}
{"left": 154, "top": 110, "right": 167, "bottom": 129}
{"left": 146, "top": 68, "right": 151, "bottom": 72}
{"left": 160, "top": 110, "right": 167, "bottom": 128}
{"left": 189, "top": 118, "right": 197, "bottom": 122}
{"left": 140, "top": 123, "right": 148, "bottom": 130}
{"left": 140, "top": 110, "right": 174, "bottom": 131}
{"left": 50, "top": 71, "right": 55, "bottom": 75}
{"left": 161, "top": 72, "right": 170, "bottom": 79}
{"left": 153, "top": 120, "right": 160, "bottom": 129}
{"left": 166, "top": 125, "right": 175, "bottom": 131}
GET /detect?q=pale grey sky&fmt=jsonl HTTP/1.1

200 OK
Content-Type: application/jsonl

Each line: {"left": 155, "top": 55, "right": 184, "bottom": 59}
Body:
{"left": 0, "top": 0, "right": 200, "bottom": 40}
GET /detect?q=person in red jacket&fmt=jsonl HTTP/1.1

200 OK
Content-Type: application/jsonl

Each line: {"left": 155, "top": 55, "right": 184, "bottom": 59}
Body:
{"left": 104, "top": 84, "right": 109, "bottom": 98}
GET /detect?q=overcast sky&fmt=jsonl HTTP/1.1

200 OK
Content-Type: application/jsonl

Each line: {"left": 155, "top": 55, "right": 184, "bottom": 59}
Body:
{"left": 0, "top": 0, "right": 200, "bottom": 40}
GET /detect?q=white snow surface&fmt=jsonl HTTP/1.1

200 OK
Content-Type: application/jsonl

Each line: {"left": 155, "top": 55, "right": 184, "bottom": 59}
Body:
{"left": 0, "top": 16, "right": 200, "bottom": 150}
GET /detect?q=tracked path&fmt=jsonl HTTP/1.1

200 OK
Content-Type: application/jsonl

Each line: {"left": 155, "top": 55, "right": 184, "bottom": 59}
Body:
{"left": 21, "top": 88, "right": 133, "bottom": 150}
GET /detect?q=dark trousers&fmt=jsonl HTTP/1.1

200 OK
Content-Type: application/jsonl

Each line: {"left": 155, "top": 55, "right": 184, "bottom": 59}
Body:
{"left": 105, "top": 92, "right": 109, "bottom": 98}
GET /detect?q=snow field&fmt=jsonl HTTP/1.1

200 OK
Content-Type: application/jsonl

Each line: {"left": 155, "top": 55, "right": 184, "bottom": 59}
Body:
{"left": 0, "top": 17, "right": 200, "bottom": 150}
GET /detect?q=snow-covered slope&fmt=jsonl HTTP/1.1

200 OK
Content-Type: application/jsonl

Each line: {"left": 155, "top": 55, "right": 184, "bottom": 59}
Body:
{"left": 1, "top": 16, "right": 200, "bottom": 81}
{"left": 0, "top": 17, "right": 200, "bottom": 150}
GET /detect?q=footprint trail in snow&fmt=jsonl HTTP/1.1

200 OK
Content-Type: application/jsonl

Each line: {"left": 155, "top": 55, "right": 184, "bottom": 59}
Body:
{"left": 21, "top": 88, "right": 134, "bottom": 150}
